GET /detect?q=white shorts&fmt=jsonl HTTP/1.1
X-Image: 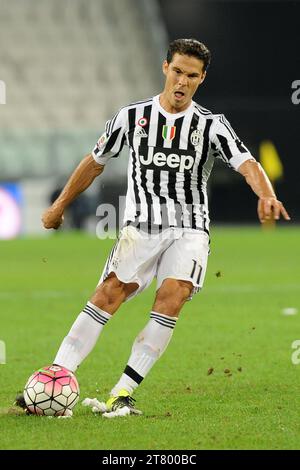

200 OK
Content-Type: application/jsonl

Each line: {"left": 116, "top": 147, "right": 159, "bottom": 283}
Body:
{"left": 98, "top": 225, "right": 210, "bottom": 301}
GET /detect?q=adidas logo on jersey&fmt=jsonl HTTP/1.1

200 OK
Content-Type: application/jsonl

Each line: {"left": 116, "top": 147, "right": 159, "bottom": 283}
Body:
{"left": 135, "top": 126, "right": 148, "bottom": 138}
{"left": 139, "top": 147, "right": 195, "bottom": 173}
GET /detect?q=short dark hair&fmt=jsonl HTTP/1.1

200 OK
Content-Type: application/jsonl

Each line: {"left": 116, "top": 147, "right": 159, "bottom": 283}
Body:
{"left": 166, "top": 38, "right": 211, "bottom": 71}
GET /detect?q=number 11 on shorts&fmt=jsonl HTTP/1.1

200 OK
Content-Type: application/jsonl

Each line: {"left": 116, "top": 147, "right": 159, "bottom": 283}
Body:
{"left": 190, "top": 259, "right": 202, "bottom": 284}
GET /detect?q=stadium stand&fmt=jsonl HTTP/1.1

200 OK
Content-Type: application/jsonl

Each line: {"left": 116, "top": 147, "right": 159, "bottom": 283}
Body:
{"left": 0, "top": 0, "right": 165, "bottom": 179}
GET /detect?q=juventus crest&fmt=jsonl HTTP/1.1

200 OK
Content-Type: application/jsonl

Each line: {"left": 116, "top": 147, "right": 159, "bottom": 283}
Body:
{"left": 190, "top": 128, "right": 203, "bottom": 149}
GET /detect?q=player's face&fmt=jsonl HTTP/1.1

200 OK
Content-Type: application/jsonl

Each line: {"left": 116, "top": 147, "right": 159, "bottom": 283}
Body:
{"left": 162, "top": 53, "right": 206, "bottom": 112}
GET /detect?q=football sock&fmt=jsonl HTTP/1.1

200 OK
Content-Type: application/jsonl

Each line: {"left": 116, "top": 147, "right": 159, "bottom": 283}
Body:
{"left": 110, "top": 311, "right": 177, "bottom": 396}
{"left": 54, "top": 302, "right": 111, "bottom": 372}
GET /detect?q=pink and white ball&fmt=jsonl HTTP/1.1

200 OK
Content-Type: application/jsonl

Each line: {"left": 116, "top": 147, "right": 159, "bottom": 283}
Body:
{"left": 24, "top": 365, "right": 80, "bottom": 416}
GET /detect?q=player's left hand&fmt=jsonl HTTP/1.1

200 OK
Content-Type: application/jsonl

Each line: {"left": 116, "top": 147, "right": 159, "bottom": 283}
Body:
{"left": 257, "top": 197, "right": 291, "bottom": 223}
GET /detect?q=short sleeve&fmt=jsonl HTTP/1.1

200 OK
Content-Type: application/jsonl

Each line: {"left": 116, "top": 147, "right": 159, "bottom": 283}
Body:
{"left": 210, "top": 114, "right": 255, "bottom": 170}
{"left": 92, "top": 107, "right": 127, "bottom": 165}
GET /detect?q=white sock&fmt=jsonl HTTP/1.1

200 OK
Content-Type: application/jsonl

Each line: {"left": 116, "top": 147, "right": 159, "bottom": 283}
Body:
{"left": 54, "top": 301, "right": 111, "bottom": 372}
{"left": 110, "top": 311, "right": 177, "bottom": 396}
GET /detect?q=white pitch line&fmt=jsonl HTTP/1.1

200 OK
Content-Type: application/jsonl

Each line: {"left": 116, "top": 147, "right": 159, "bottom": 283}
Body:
{"left": 204, "top": 284, "right": 300, "bottom": 294}
{"left": 0, "top": 284, "right": 298, "bottom": 298}
{"left": 0, "top": 290, "right": 89, "bottom": 299}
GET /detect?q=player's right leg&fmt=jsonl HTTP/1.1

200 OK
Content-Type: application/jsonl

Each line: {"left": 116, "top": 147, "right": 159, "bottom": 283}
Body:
{"left": 16, "top": 225, "right": 166, "bottom": 412}
{"left": 53, "top": 273, "right": 138, "bottom": 373}
{"left": 14, "top": 273, "right": 137, "bottom": 412}
{"left": 57, "top": 226, "right": 170, "bottom": 373}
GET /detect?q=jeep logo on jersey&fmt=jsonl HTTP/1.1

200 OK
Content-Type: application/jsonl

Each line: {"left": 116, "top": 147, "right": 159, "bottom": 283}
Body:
{"left": 139, "top": 147, "right": 196, "bottom": 173}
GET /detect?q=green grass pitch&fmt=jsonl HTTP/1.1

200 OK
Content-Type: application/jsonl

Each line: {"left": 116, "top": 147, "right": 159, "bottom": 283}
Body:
{"left": 0, "top": 226, "right": 299, "bottom": 450}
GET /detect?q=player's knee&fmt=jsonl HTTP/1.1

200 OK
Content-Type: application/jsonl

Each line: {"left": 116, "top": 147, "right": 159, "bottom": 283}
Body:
{"left": 161, "top": 279, "right": 193, "bottom": 303}
{"left": 154, "top": 279, "right": 193, "bottom": 316}
{"left": 90, "top": 274, "right": 128, "bottom": 313}
{"left": 103, "top": 276, "right": 128, "bottom": 305}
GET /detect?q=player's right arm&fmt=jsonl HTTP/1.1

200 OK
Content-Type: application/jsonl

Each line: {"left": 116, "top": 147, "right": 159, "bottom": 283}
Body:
{"left": 42, "top": 154, "right": 104, "bottom": 229}
{"left": 42, "top": 107, "right": 127, "bottom": 230}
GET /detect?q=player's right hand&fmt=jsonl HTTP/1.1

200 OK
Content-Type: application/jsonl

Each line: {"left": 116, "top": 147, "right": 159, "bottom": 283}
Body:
{"left": 42, "top": 206, "right": 64, "bottom": 230}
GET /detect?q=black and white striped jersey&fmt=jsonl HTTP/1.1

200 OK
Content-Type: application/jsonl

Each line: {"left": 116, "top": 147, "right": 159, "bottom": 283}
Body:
{"left": 92, "top": 95, "right": 254, "bottom": 233}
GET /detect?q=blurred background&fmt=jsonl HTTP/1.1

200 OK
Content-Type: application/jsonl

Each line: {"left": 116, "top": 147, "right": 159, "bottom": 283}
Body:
{"left": 0, "top": 0, "right": 299, "bottom": 238}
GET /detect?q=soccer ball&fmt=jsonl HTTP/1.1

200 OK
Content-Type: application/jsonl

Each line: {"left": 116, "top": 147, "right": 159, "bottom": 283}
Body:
{"left": 24, "top": 365, "right": 80, "bottom": 416}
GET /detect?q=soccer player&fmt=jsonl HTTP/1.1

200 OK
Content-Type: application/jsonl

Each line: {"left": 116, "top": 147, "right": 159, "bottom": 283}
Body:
{"left": 18, "top": 39, "right": 290, "bottom": 416}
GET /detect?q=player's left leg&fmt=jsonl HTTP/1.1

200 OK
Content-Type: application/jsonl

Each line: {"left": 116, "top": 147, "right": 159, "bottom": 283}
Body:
{"left": 104, "top": 230, "right": 209, "bottom": 416}
{"left": 102, "top": 279, "right": 192, "bottom": 415}
{"left": 108, "top": 278, "right": 191, "bottom": 393}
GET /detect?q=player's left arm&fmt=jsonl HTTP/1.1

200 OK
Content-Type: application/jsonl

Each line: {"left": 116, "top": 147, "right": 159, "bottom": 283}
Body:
{"left": 237, "top": 159, "right": 291, "bottom": 223}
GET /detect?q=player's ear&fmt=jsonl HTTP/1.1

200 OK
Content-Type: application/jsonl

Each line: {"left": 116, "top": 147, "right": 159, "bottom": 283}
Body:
{"left": 162, "top": 60, "right": 169, "bottom": 76}
{"left": 199, "top": 70, "right": 206, "bottom": 84}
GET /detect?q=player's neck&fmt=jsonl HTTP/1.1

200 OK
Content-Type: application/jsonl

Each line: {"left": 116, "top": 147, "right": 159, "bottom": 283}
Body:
{"left": 159, "top": 93, "right": 192, "bottom": 114}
